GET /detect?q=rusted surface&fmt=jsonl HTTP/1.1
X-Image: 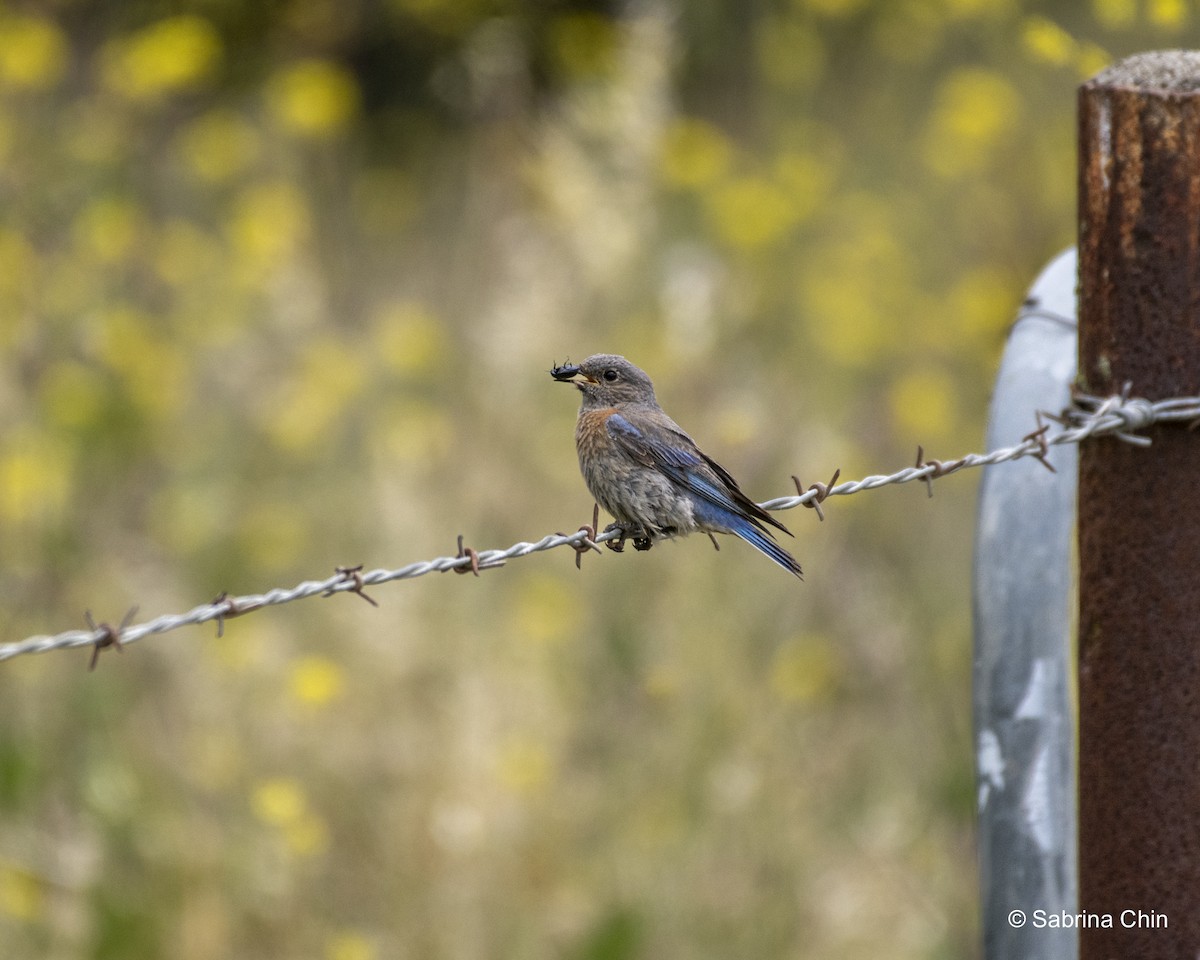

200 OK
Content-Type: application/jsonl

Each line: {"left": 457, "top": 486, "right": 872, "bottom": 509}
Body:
{"left": 1078, "top": 51, "right": 1200, "bottom": 959}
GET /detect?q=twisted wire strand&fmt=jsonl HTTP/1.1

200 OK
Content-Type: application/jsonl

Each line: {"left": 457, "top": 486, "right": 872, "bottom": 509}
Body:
{"left": 3, "top": 392, "right": 1198, "bottom": 665}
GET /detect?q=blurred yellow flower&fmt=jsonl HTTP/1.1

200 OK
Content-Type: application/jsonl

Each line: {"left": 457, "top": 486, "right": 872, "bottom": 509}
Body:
{"left": 267, "top": 60, "right": 359, "bottom": 138}
{"left": 327, "top": 932, "right": 377, "bottom": 960}
{"left": 0, "top": 865, "right": 43, "bottom": 921}
{"left": 228, "top": 181, "right": 311, "bottom": 276}
{"left": 1021, "top": 17, "right": 1076, "bottom": 67}
{"left": 0, "top": 428, "right": 73, "bottom": 527}
{"left": 0, "top": 15, "right": 68, "bottom": 89}
{"left": 1147, "top": 0, "right": 1187, "bottom": 28}
{"left": 1091, "top": 0, "right": 1135, "bottom": 29}
{"left": 659, "top": 117, "right": 733, "bottom": 189}
{"left": 770, "top": 635, "right": 839, "bottom": 704}
{"left": 290, "top": 656, "right": 346, "bottom": 707}
{"left": 705, "top": 176, "right": 798, "bottom": 250}
{"left": 548, "top": 13, "right": 619, "bottom": 79}
{"left": 101, "top": 15, "right": 221, "bottom": 101}
{"left": 922, "top": 68, "right": 1020, "bottom": 177}
{"left": 72, "top": 196, "right": 140, "bottom": 264}
{"left": 96, "top": 306, "right": 189, "bottom": 422}
{"left": 252, "top": 778, "right": 329, "bottom": 856}
{"left": 375, "top": 302, "right": 447, "bottom": 377}
{"left": 1076, "top": 42, "right": 1111, "bottom": 80}
{"left": 178, "top": 109, "right": 260, "bottom": 182}
{"left": 266, "top": 336, "right": 366, "bottom": 454}
{"left": 252, "top": 777, "right": 306, "bottom": 826}
{"left": 497, "top": 738, "right": 552, "bottom": 794}
{"left": 285, "top": 814, "right": 329, "bottom": 856}
{"left": 889, "top": 368, "right": 957, "bottom": 441}
{"left": 799, "top": 211, "right": 908, "bottom": 367}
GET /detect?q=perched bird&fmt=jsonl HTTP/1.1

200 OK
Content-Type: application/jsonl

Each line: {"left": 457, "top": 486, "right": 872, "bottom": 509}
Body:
{"left": 551, "top": 354, "right": 802, "bottom": 578}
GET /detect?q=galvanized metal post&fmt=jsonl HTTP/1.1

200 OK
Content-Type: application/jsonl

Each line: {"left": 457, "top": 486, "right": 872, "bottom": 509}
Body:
{"left": 974, "top": 249, "right": 1078, "bottom": 960}
{"left": 1078, "top": 52, "right": 1200, "bottom": 958}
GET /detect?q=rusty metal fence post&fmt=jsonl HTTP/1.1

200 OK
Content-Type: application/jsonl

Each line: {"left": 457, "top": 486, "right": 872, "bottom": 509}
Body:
{"left": 1078, "top": 51, "right": 1200, "bottom": 958}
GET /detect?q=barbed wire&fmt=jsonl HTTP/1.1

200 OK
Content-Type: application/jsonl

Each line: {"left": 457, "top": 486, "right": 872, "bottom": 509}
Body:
{"left": 2, "top": 390, "right": 1198, "bottom": 667}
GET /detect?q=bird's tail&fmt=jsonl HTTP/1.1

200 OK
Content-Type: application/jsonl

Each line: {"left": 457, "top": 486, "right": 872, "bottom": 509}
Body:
{"left": 733, "top": 522, "right": 803, "bottom": 579}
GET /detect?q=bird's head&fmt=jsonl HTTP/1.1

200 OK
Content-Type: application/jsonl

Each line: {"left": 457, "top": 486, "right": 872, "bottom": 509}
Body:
{"left": 551, "top": 354, "right": 657, "bottom": 408}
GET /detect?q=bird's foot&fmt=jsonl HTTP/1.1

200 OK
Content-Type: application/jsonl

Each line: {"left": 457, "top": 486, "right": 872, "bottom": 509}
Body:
{"left": 602, "top": 522, "right": 653, "bottom": 553}
{"left": 602, "top": 522, "right": 628, "bottom": 552}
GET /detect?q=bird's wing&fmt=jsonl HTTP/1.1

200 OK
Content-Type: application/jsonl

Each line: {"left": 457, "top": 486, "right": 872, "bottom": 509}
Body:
{"left": 605, "top": 411, "right": 703, "bottom": 469}
{"left": 605, "top": 411, "right": 791, "bottom": 536}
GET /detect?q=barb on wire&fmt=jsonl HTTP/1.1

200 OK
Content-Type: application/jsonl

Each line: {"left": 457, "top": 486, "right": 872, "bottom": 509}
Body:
{"left": 758, "top": 390, "right": 1200, "bottom": 512}
{"left": 324, "top": 565, "right": 379, "bottom": 607}
{"left": 86, "top": 607, "right": 137, "bottom": 671}
{"left": 792, "top": 469, "right": 841, "bottom": 521}
{"left": 2, "top": 390, "right": 1198, "bottom": 666}
{"left": 557, "top": 503, "right": 603, "bottom": 570}
{"left": 448, "top": 534, "right": 507, "bottom": 576}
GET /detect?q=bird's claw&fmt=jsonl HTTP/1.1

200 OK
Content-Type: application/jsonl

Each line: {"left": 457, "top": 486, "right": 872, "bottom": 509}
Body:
{"left": 602, "top": 522, "right": 654, "bottom": 553}
{"left": 602, "top": 522, "right": 627, "bottom": 552}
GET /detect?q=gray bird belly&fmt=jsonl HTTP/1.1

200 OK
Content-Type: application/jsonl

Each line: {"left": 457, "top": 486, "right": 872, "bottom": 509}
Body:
{"left": 579, "top": 454, "right": 695, "bottom": 537}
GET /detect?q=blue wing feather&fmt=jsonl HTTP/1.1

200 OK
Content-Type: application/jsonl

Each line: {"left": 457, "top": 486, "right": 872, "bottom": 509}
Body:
{"left": 605, "top": 411, "right": 792, "bottom": 536}
{"left": 605, "top": 413, "right": 702, "bottom": 469}
{"left": 604, "top": 410, "right": 802, "bottom": 578}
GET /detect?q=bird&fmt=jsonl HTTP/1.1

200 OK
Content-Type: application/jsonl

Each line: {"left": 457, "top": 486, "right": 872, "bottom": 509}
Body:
{"left": 550, "top": 354, "right": 802, "bottom": 578}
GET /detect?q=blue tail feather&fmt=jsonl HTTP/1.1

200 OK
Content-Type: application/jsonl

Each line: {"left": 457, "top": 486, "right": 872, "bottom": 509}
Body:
{"left": 732, "top": 522, "right": 804, "bottom": 579}
{"left": 692, "top": 500, "right": 802, "bottom": 579}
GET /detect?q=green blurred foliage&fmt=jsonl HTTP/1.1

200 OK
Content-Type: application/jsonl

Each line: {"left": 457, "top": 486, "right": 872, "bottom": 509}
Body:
{"left": 0, "top": 0, "right": 1181, "bottom": 956}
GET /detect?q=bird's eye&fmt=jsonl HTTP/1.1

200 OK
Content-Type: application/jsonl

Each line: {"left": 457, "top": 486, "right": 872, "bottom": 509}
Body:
{"left": 603, "top": 369, "right": 619, "bottom": 382}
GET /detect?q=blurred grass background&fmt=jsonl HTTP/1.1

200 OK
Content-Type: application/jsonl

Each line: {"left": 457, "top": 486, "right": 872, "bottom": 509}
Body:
{"left": 0, "top": 1, "right": 1180, "bottom": 957}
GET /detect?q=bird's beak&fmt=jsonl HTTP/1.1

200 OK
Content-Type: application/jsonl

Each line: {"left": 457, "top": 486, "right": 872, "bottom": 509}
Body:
{"left": 550, "top": 362, "right": 595, "bottom": 387}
